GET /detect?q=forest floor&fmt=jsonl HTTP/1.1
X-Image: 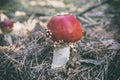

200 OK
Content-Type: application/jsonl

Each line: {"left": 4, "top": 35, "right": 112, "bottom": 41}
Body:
{"left": 0, "top": 0, "right": 120, "bottom": 80}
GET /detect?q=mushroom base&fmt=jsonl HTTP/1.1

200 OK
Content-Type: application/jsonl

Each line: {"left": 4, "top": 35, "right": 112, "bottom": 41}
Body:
{"left": 4, "top": 33, "right": 13, "bottom": 45}
{"left": 51, "top": 46, "right": 70, "bottom": 69}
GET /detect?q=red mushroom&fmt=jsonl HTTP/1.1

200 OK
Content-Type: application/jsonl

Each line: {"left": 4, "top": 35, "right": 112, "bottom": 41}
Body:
{"left": 0, "top": 19, "right": 14, "bottom": 45}
{"left": 47, "top": 13, "right": 82, "bottom": 69}
{"left": 0, "top": 19, "right": 14, "bottom": 33}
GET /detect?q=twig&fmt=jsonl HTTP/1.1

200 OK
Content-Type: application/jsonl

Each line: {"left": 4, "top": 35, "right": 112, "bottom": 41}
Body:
{"left": 76, "top": 0, "right": 111, "bottom": 16}
{"left": 68, "top": 67, "right": 90, "bottom": 79}
{"left": 77, "top": 16, "right": 90, "bottom": 24}
{"left": 2, "top": 51, "right": 20, "bottom": 63}
{"left": 83, "top": 15, "right": 97, "bottom": 23}
{"left": 83, "top": 22, "right": 101, "bottom": 27}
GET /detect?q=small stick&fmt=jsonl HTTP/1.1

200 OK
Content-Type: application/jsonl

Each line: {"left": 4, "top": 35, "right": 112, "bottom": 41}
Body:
{"left": 76, "top": 0, "right": 111, "bottom": 16}
{"left": 77, "top": 16, "right": 90, "bottom": 24}
{"left": 83, "top": 22, "right": 101, "bottom": 27}
{"left": 83, "top": 15, "right": 97, "bottom": 23}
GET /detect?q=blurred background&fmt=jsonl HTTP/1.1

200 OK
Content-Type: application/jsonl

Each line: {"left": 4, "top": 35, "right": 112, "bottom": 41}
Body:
{"left": 0, "top": 0, "right": 101, "bottom": 16}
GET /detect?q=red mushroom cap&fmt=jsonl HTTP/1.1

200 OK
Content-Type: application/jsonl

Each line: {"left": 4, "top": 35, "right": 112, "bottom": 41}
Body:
{"left": 47, "top": 13, "right": 82, "bottom": 43}
{"left": 0, "top": 19, "right": 14, "bottom": 33}
{"left": 1, "top": 19, "right": 14, "bottom": 28}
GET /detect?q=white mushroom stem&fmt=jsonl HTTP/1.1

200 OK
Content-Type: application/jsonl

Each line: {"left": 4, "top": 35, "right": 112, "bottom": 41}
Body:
{"left": 51, "top": 46, "right": 70, "bottom": 69}
{"left": 4, "top": 33, "right": 13, "bottom": 45}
